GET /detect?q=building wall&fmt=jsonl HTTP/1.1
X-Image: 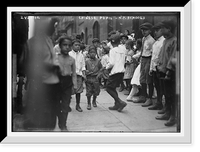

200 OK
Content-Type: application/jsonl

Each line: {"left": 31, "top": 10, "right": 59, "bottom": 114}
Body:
{"left": 56, "top": 14, "right": 179, "bottom": 45}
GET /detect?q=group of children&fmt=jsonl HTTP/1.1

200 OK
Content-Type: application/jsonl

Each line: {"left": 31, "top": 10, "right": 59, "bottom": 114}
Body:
{"left": 38, "top": 19, "right": 177, "bottom": 131}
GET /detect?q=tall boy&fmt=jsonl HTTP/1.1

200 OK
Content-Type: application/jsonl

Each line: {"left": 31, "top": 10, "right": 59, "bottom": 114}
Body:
{"left": 155, "top": 20, "right": 177, "bottom": 126}
{"left": 106, "top": 33, "right": 127, "bottom": 112}
{"left": 69, "top": 39, "right": 86, "bottom": 112}
{"left": 134, "top": 22, "right": 155, "bottom": 108}
{"left": 85, "top": 45, "right": 102, "bottom": 110}
{"left": 56, "top": 36, "right": 77, "bottom": 131}
{"left": 148, "top": 22, "right": 165, "bottom": 110}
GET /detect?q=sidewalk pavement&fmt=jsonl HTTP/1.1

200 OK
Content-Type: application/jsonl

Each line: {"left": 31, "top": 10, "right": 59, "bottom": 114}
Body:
{"left": 53, "top": 88, "right": 177, "bottom": 133}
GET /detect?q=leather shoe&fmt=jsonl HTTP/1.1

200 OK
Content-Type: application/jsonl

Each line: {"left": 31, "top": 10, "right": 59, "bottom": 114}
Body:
{"left": 133, "top": 96, "right": 146, "bottom": 103}
{"left": 155, "top": 112, "right": 170, "bottom": 120}
{"left": 87, "top": 104, "right": 91, "bottom": 110}
{"left": 158, "top": 107, "right": 166, "bottom": 114}
{"left": 92, "top": 101, "right": 97, "bottom": 107}
{"left": 141, "top": 99, "right": 152, "bottom": 107}
{"left": 76, "top": 105, "right": 83, "bottom": 112}
{"left": 118, "top": 101, "right": 127, "bottom": 112}
{"left": 108, "top": 104, "right": 120, "bottom": 110}
{"left": 148, "top": 104, "right": 163, "bottom": 110}
{"left": 165, "top": 119, "right": 176, "bottom": 126}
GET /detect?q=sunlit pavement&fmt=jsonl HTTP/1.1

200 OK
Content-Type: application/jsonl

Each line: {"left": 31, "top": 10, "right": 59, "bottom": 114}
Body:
{"left": 54, "top": 87, "right": 177, "bottom": 133}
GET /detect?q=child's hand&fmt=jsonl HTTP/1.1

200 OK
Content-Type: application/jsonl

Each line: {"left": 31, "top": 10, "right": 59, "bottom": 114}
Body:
{"left": 73, "top": 88, "right": 77, "bottom": 94}
{"left": 149, "top": 70, "right": 153, "bottom": 76}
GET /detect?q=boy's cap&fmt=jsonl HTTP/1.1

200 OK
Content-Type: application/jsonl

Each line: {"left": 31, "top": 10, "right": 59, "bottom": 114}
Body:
{"left": 153, "top": 22, "right": 165, "bottom": 30}
{"left": 88, "top": 45, "right": 97, "bottom": 53}
{"left": 140, "top": 22, "right": 153, "bottom": 30}
{"left": 92, "top": 38, "right": 100, "bottom": 43}
{"left": 110, "top": 33, "right": 121, "bottom": 43}
{"left": 161, "top": 20, "right": 176, "bottom": 30}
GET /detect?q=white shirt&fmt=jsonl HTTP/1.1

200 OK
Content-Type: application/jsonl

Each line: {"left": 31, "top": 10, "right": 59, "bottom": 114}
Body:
{"left": 106, "top": 46, "right": 126, "bottom": 75}
{"left": 101, "top": 54, "right": 109, "bottom": 68}
{"left": 141, "top": 34, "right": 155, "bottom": 57}
{"left": 150, "top": 36, "right": 165, "bottom": 71}
{"left": 69, "top": 50, "right": 86, "bottom": 76}
{"left": 107, "top": 42, "right": 113, "bottom": 49}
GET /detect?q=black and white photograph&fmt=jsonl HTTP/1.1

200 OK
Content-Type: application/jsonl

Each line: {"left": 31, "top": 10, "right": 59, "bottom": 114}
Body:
{"left": 4, "top": 4, "right": 192, "bottom": 144}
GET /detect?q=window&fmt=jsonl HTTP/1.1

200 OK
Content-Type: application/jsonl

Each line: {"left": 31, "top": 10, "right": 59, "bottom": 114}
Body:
{"left": 93, "top": 21, "right": 100, "bottom": 39}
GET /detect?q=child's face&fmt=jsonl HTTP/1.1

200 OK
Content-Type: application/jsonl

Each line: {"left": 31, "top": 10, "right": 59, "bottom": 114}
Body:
{"left": 121, "top": 37, "right": 128, "bottom": 44}
{"left": 154, "top": 28, "right": 163, "bottom": 39}
{"left": 93, "top": 42, "right": 99, "bottom": 47}
{"left": 72, "top": 42, "right": 80, "bottom": 52}
{"left": 60, "top": 39, "right": 72, "bottom": 55}
{"left": 89, "top": 49, "right": 96, "bottom": 59}
{"left": 162, "top": 27, "right": 170, "bottom": 37}
{"left": 141, "top": 29, "right": 151, "bottom": 37}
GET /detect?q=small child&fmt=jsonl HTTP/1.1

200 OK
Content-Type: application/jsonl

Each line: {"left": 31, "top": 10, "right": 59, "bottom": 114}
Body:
{"left": 123, "top": 39, "right": 136, "bottom": 95}
{"left": 85, "top": 45, "right": 103, "bottom": 110}
{"left": 56, "top": 36, "right": 77, "bottom": 131}
{"left": 100, "top": 46, "right": 110, "bottom": 88}
{"left": 69, "top": 39, "right": 86, "bottom": 112}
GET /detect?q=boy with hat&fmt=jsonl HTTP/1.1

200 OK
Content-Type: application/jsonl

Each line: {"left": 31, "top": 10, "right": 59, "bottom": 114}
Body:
{"left": 148, "top": 22, "right": 165, "bottom": 110}
{"left": 134, "top": 22, "right": 155, "bottom": 108}
{"left": 106, "top": 33, "right": 127, "bottom": 112}
{"left": 155, "top": 20, "right": 177, "bottom": 126}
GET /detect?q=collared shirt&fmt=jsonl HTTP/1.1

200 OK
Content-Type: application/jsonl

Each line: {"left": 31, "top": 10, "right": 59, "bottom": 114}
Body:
{"left": 69, "top": 50, "right": 86, "bottom": 76}
{"left": 106, "top": 46, "right": 126, "bottom": 75}
{"left": 157, "top": 35, "right": 177, "bottom": 73}
{"left": 141, "top": 34, "right": 155, "bottom": 57}
{"left": 150, "top": 36, "right": 165, "bottom": 71}
{"left": 57, "top": 54, "right": 77, "bottom": 89}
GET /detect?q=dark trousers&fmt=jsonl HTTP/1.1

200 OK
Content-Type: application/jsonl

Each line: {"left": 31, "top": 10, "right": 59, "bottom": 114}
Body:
{"left": 152, "top": 71, "right": 162, "bottom": 105}
{"left": 158, "top": 71, "right": 176, "bottom": 115}
{"left": 106, "top": 73, "right": 124, "bottom": 105}
{"left": 57, "top": 76, "right": 73, "bottom": 129}
{"left": 24, "top": 81, "right": 60, "bottom": 131}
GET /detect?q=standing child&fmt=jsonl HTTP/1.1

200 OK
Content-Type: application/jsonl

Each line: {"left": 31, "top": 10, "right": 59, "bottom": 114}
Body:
{"left": 69, "top": 39, "right": 86, "bottom": 112}
{"left": 100, "top": 46, "right": 110, "bottom": 88}
{"left": 126, "top": 39, "right": 142, "bottom": 101}
{"left": 56, "top": 36, "right": 77, "bottom": 131}
{"left": 123, "top": 39, "right": 137, "bottom": 95}
{"left": 85, "top": 45, "right": 102, "bottom": 110}
{"left": 134, "top": 22, "right": 155, "bottom": 108}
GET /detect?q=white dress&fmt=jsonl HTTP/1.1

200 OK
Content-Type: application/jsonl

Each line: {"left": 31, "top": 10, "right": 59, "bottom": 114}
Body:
{"left": 131, "top": 63, "right": 141, "bottom": 86}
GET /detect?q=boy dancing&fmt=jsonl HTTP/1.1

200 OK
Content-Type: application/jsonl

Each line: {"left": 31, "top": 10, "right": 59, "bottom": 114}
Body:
{"left": 106, "top": 32, "right": 127, "bottom": 112}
